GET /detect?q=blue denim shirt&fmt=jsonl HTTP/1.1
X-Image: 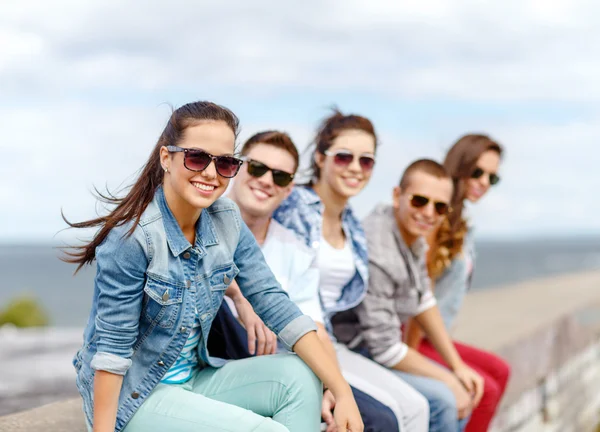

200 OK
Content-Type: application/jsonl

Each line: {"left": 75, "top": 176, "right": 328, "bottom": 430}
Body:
{"left": 434, "top": 229, "right": 476, "bottom": 332}
{"left": 272, "top": 186, "right": 369, "bottom": 327}
{"left": 74, "top": 186, "right": 316, "bottom": 432}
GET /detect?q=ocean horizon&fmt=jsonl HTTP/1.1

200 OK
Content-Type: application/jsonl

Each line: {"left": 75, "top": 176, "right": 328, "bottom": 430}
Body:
{"left": 1, "top": 236, "right": 600, "bottom": 327}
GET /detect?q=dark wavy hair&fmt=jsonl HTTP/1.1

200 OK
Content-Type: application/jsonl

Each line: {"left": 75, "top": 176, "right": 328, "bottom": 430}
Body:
{"left": 62, "top": 101, "right": 239, "bottom": 272}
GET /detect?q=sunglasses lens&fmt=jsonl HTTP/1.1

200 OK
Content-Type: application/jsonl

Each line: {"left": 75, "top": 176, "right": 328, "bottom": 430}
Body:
{"left": 359, "top": 156, "right": 375, "bottom": 171}
{"left": 215, "top": 156, "right": 242, "bottom": 178}
{"left": 272, "top": 171, "right": 294, "bottom": 187}
{"left": 247, "top": 161, "right": 269, "bottom": 178}
{"left": 185, "top": 150, "right": 212, "bottom": 171}
{"left": 333, "top": 152, "right": 353, "bottom": 166}
{"left": 410, "top": 195, "right": 429, "bottom": 208}
{"left": 471, "top": 168, "right": 484, "bottom": 179}
{"left": 434, "top": 202, "right": 449, "bottom": 215}
{"left": 489, "top": 174, "right": 500, "bottom": 185}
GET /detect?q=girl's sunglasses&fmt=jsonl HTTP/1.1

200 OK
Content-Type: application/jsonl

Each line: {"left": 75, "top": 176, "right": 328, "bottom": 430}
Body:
{"left": 323, "top": 149, "right": 376, "bottom": 172}
{"left": 409, "top": 194, "right": 451, "bottom": 216}
{"left": 471, "top": 167, "right": 500, "bottom": 185}
{"left": 166, "top": 146, "right": 243, "bottom": 178}
{"left": 243, "top": 159, "right": 295, "bottom": 187}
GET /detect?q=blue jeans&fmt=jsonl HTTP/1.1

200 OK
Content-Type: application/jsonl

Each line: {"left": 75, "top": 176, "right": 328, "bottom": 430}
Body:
{"left": 392, "top": 371, "right": 468, "bottom": 432}
{"left": 208, "top": 302, "right": 400, "bottom": 432}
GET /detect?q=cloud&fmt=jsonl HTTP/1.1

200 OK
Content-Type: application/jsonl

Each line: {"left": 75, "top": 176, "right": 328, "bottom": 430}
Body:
{"left": 1, "top": 0, "right": 600, "bottom": 241}
{"left": 2, "top": 0, "right": 600, "bottom": 100}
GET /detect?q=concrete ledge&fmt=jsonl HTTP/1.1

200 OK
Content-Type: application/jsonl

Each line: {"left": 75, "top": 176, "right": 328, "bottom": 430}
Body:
{"left": 2, "top": 271, "right": 600, "bottom": 431}
{"left": 0, "top": 398, "right": 85, "bottom": 432}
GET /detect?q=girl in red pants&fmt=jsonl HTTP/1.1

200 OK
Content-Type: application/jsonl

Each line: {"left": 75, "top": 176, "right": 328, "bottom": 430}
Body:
{"left": 407, "top": 134, "right": 511, "bottom": 431}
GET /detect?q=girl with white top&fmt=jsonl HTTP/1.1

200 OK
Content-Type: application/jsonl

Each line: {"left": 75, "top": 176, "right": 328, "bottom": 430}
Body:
{"left": 274, "top": 109, "right": 430, "bottom": 432}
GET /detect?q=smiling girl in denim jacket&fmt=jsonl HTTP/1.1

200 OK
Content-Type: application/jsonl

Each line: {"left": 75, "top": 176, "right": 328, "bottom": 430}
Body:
{"left": 64, "top": 101, "right": 362, "bottom": 432}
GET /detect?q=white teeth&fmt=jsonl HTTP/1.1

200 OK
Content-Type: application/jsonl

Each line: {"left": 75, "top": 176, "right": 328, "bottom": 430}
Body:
{"left": 192, "top": 182, "right": 215, "bottom": 192}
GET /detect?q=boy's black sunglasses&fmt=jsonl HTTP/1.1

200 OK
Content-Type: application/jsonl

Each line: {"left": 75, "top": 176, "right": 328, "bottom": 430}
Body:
{"left": 243, "top": 158, "right": 295, "bottom": 187}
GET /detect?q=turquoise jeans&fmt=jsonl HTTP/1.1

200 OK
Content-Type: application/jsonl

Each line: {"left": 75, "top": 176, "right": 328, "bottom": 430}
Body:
{"left": 123, "top": 354, "right": 322, "bottom": 432}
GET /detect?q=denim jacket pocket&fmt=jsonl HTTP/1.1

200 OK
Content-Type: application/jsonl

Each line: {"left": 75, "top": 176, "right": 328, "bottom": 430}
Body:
{"left": 143, "top": 275, "right": 184, "bottom": 329}
{"left": 207, "top": 263, "right": 239, "bottom": 291}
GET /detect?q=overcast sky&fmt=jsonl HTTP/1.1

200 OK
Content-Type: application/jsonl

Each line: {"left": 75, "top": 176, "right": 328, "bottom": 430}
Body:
{"left": 2, "top": 0, "right": 600, "bottom": 243}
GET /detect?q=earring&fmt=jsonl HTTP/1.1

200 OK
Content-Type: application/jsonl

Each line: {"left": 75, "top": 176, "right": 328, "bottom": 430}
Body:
{"left": 163, "top": 167, "right": 168, "bottom": 173}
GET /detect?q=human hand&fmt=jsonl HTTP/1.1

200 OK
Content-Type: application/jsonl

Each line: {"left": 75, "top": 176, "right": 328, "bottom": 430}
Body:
{"left": 454, "top": 363, "right": 484, "bottom": 408}
{"left": 234, "top": 296, "right": 277, "bottom": 356}
{"left": 321, "top": 389, "right": 337, "bottom": 432}
{"left": 332, "top": 390, "right": 363, "bottom": 432}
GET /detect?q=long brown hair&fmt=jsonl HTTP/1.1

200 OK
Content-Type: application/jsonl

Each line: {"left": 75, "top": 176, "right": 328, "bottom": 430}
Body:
{"left": 428, "top": 134, "right": 503, "bottom": 278}
{"left": 306, "top": 108, "right": 377, "bottom": 183}
{"left": 62, "top": 101, "right": 239, "bottom": 272}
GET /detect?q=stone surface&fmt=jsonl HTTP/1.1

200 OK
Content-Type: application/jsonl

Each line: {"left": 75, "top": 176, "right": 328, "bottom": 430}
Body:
{"left": 0, "top": 399, "right": 85, "bottom": 432}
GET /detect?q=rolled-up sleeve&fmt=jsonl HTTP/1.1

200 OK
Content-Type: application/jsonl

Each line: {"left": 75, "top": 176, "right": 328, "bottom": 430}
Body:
{"left": 90, "top": 226, "right": 147, "bottom": 375}
{"left": 234, "top": 217, "right": 316, "bottom": 350}
{"left": 356, "top": 263, "right": 408, "bottom": 368}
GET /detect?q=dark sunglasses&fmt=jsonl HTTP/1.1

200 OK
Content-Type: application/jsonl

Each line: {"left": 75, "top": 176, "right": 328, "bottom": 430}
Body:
{"left": 166, "top": 146, "right": 243, "bottom": 178}
{"left": 409, "top": 194, "right": 451, "bottom": 216}
{"left": 243, "top": 159, "right": 295, "bottom": 187}
{"left": 323, "top": 149, "right": 376, "bottom": 172}
{"left": 471, "top": 167, "right": 500, "bottom": 185}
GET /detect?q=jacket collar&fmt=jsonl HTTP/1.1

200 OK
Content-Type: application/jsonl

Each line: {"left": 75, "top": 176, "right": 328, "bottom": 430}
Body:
{"left": 156, "top": 186, "right": 219, "bottom": 257}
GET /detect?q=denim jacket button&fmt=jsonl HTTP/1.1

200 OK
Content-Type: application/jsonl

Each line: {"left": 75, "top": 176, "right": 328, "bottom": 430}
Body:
{"left": 157, "top": 360, "right": 165, "bottom": 366}
{"left": 224, "top": 275, "right": 230, "bottom": 285}
{"left": 180, "top": 326, "right": 187, "bottom": 333}
{"left": 162, "top": 290, "right": 170, "bottom": 302}
{"left": 185, "top": 280, "right": 191, "bottom": 288}
{"left": 183, "top": 252, "right": 191, "bottom": 259}
{"left": 131, "top": 392, "right": 140, "bottom": 399}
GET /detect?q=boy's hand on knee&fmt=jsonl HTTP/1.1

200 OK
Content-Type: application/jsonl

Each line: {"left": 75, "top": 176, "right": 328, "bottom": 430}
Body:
{"left": 333, "top": 391, "right": 364, "bottom": 432}
{"left": 234, "top": 296, "right": 278, "bottom": 355}
{"left": 321, "top": 390, "right": 337, "bottom": 432}
{"left": 448, "top": 378, "right": 473, "bottom": 420}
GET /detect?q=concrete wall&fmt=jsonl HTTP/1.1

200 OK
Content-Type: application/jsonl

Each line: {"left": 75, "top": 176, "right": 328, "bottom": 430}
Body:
{"left": 1, "top": 271, "right": 599, "bottom": 431}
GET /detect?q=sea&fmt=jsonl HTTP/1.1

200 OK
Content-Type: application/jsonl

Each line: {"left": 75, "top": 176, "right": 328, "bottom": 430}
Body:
{"left": 1, "top": 238, "right": 600, "bottom": 416}
{"left": 1, "top": 237, "right": 600, "bottom": 327}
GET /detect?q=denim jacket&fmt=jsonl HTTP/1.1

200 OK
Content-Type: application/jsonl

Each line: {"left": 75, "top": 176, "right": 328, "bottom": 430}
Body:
{"left": 434, "top": 229, "right": 476, "bottom": 332}
{"left": 272, "top": 186, "right": 369, "bottom": 329}
{"left": 74, "top": 186, "right": 315, "bottom": 431}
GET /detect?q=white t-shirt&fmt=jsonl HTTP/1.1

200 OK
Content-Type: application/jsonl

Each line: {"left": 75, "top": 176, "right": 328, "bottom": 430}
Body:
{"left": 316, "top": 236, "right": 356, "bottom": 311}
{"left": 226, "top": 219, "right": 325, "bottom": 324}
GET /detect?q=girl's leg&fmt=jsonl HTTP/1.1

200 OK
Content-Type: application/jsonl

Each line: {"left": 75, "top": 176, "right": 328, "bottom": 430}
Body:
{"left": 192, "top": 354, "right": 322, "bottom": 432}
{"left": 124, "top": 382, "right": 288, "bottom": 432}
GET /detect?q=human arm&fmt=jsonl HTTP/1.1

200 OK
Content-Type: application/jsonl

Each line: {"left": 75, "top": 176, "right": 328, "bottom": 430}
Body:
{"left": 414, "top": 306, "right": 484, "bottom": 407}
{"left": 91, "top": 227, "right": 148, "bottom": 431}
{"left": 404, "top": 317, "right": 425, "bottom": 349}
{"left": 225, "top": 281, "right": 277, "bottom": 355}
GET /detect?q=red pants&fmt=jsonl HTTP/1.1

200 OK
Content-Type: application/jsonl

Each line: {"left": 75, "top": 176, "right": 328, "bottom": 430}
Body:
{"left": 418, "top": 339, "right": 510, "bottom": 432}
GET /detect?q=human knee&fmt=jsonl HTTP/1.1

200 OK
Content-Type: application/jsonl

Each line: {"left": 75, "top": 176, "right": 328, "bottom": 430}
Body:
{"left": 427, "top": 383, "right": 457, "bottom": 424}
{"left": 276, "top": 355, "right": 322, "bottom": 400}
